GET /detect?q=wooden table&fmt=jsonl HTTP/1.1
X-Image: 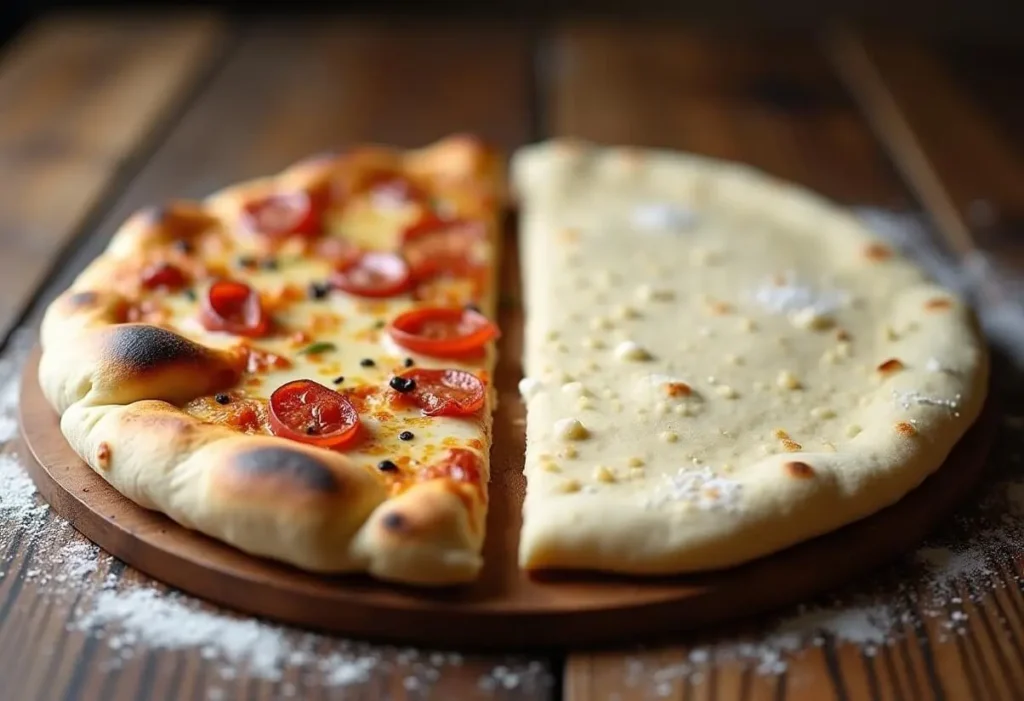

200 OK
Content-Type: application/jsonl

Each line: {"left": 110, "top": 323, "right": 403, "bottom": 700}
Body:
{"left": 1, "top": 12, "right": 1023, "bottom": 700}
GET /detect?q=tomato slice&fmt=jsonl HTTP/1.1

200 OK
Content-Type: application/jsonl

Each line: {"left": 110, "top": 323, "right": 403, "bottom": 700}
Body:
{"left": 387, "top": 307, "right": 498, "bottom": 358}
{"left": 419, "top": 448, "right": 483, "bottom": 484}
{"left": 141, "top": 262, "right": 188, "bottom": 291}
{"left": 241, "top": 191, "right": 321, "bottom": 238}
{"left": 400, "top": 214, "right": 487, "bottom": 281}
{"left": 330, "top": 251, "right": 412, "bottom": 298}
{"left": 269, "top": 379, "right": 361, "bottom": 449}
{"left": 200, "top": 280, "right": 270, "bottom": 337}
{"left": 391, "top": 368, "right": 486, "bottom": 417}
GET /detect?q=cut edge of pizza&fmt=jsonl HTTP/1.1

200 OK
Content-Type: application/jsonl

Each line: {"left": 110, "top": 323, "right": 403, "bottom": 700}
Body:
{"left": 38, "top": 134, "right": 505, "bottom": 587}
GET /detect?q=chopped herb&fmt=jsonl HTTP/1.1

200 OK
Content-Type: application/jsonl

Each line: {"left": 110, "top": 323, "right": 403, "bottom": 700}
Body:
{"left": 403, "top": 357, "right": 415, "bottom": 368}
{"left": 308, "top": 282, "right": 331, "bottom": 300}
{"left": 399, "top": 431, "right": 414, "bottom": 441}
{"left": 172, "top": 239, "right": 192, "bottom": 254}
{"left": 298, "top": 342, "right": 336, "bottom": 355}
{"left": 377, "top": 459, "right": 398, "bottom": 472}
{"left": 237, "top": 255, "right": 257, "bottom": 269}
{"left": 360, "top": 358, "right": 375, "bottom": 367}
{"left": 183, "top": 288, "right": 198, "bottom": 301}
{"left": 389, "top": 376, "right": 416, "bottom": 393}
{"left": 260, "top": 257, "right": 279, "bottom": 270}
{"left": 373, "top": 319, "right": 386, "bottom": 329}
{"left": 214, "top": 393, "right": 231, "bottom": 405}
{"left": 332, "top": 376, "right": 345, "bottom": 385}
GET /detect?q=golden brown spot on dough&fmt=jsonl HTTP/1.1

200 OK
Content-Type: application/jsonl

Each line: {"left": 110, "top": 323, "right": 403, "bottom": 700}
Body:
{"left": 836, "top": 328, "right": 851, "bottom": 342}
{"left": 664, "top": 382, "right": 692, "bottom": 398}
{"left": 558, "top": 228, "right": 580, "bottom": 244}
{"left": 877, "top": 358, "right": 905, "bottom": 374}
{"left": 895, "top": 421, "right": 918, "bottom": 437}
{"left": 864, "top": 243, "right": 893, "bottom": 261}
{"left": 781, "top": 439, "right": 803, "bottom": 452}
{"left": 705, "top": 300, "right": 733, "bottom": 316}
{"left": 95, "top": 442, "right": 111, "bottom": 470}
{"left": 773, "top": 429, "right": 791, "bottom": 440}
{"left": 925, "top": 298, "right": 953, "bottom": 311}
{"left": 148, "top": 200, "right": 219, "bottom": 238}
{"left": 785, "top": 461, "right": 815, "bottom": 479}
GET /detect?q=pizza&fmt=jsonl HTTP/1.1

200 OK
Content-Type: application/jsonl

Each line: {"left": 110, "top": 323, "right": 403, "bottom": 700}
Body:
{"left": 38, "top": 135, "right": 504, "bottom": 586}
{"left": 511, "top": 140, "right": 988, "bottom": 575}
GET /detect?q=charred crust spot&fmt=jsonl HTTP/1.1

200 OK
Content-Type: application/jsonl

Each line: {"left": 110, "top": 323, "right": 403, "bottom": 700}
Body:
{"left": 877, "top": 358, "right": 905, "bottom": 374}
{"left": 67, "top": 291, "right": 99, "bottom": 310}
{"left": 382, "top": 512, "right": 407, "bottom": 532}
{"left": 895, "top": 421, "right": 918, "bottom": 437}
{"left": 836, "top": 328, "right": 851, "bottom": 342}
{"left": 864, "top": 243, "right": 893, "bottom": 261}
{"left": 664, "top": 382, "right": 692, "bottom": 398}
{"left": 785, "top": 461, "right": 815, "bottom": 478}
{"left": 234, "top": 447, "right": 339, "bottom": 493}
{"left": 96, "top": 442, "right": 112, "bottom": 470}
{"left": 925, "top": 298, "right": 953, "bottom": 311}
{"left": 106, "top": 325, "right": 211, "bottom": 373}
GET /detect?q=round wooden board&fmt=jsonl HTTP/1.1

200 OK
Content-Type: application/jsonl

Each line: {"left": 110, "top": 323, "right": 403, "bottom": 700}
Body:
{"left": 20, "top": 347, "right": 995, "bottom": 650}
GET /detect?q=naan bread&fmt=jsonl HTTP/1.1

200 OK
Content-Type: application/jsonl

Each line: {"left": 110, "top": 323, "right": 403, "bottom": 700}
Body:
{"left": 512, "top": 140, "right": 988, "bottom": 575}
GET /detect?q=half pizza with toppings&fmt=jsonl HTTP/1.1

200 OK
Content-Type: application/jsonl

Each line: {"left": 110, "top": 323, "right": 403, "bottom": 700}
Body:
{"left": 39, "top": 135, "right": 504, "bottom": 586}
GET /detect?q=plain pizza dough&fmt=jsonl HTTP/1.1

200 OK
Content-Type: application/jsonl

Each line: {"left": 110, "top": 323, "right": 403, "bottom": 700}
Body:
{"left": 512, "top": 139, "right": 988, "bottom": 575}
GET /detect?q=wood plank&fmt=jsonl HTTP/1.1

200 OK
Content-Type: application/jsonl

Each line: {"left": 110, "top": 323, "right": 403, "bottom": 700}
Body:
{"left": 827, "top": 31, "right": 1024, "bottom": 268}
{"left": 2, "top": 18, "right": 549, "bottom": 701}
{"left": 0, "top": 13, "right": 225, "bottom": 347}
{"left": 548, "top": 24, "right": 1020, "bottom": 701}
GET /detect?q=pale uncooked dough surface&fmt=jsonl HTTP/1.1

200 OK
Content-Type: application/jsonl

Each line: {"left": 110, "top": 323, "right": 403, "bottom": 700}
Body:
{"left": 512, "top": 140, "right": 989, "bottom": 575}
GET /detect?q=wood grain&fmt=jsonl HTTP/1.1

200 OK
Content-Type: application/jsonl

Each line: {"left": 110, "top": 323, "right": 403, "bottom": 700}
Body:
{"left": 546, "top": 25, "right": 1019, "bottom": 701}
{"left": 2, "top": 17, "right": 557, "bottom": 701}
{"left": 0, "top": 13, "right": 226, "bottom": 348}
{"left": 828, "top": 31, "right": 1024, "bottom": 266}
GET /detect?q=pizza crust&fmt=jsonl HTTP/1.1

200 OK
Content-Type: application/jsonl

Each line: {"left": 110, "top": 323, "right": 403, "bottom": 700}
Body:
{"left": 512, "top": 139, "right": 989, "bottom": 575}
{"left": 38, "top": 136, "right": 501, "bottom": 586}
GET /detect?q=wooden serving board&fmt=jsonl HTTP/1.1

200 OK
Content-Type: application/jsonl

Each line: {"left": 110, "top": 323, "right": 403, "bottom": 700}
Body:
{"left": 18, "top": 221, "right": 996, "bottom": 650}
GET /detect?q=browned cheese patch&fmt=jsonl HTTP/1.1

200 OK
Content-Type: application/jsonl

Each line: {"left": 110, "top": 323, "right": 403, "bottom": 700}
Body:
{"left": 895, "top": 421, "right": 918, "bottom": 437}
{"left": 877, "top": 358, "right": 905, "bottom": 375}
{"left": 785, "top": 461, "right": 815, "bottom": 479}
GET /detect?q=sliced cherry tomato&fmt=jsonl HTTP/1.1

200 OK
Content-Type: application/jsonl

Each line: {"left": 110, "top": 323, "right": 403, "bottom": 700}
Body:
{"left": 241, "top": 191, "right": 321, "bottom": 238}
{"left": 329, "top": 251, "right": 412, "bottom": 299}
{"left": 141, "top": 262, "right": 188, "bottom": 291}
{"left": 200, "top": 280, "right": 270, "bottom": 337}
{"left": 400, "top": 214, "right": 487, "bottom": 282}
{"left": 419, "top": 448, "right": 483, "bottom": 484}
{"left": 392, "top": 368, "right": 486, "bottom": 417}
{"left": 387, "top": 307, "right": 498, "bottom": 358}
{"left": 269, "top": 379, "right": 361, "bottom": 449}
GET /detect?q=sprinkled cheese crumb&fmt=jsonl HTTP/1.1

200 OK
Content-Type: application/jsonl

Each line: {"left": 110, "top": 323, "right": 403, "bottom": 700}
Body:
{"left": 589, "top": 316, "right": 613, "bottom": 331}
{"left": 627, "top": 456, "right": 645, "bottom": 468}
{"left": 737, "top": 317, "right": 757, "bottom": 332}
{"left": 554, "top": 418, "right": 589, "bottom": 441}
{"left": 556, "top": 479, "right": 581, "bottom": 493}
{"left": 715, "top": 385, "right": 739, "bottom": 399}
{"left": 541, "top": 461, "right": 561, "bottom": 473}
{"left": 660, "top": 431, "right": 679, "bottom": 443}
{"left": 811, "top": 407, "right": 836, "bottom": 420}
{"left": 725, "top": 354, "right": 743, "bottom": 366}
{"left": 561, "top": 381, "right": 587, "bottom": 395}
{"left": 612, "top": 304, "right": 641, "bottom": 320}
{"left": 594, "top": 466, "right": 616, "bottom": 483}
{"left": 925, "top": 357, "right": 943, "bottom": 372}
{"left": 790, "top": 307, "right": 834, "bottom": 330}
{"left": 777, "top": 370, "right": 801, "bottom": 390}
{"left": 560, "top": 445, "right": 579, "bottom": 459}
{"left": 576, "top": 397, "right": 594, "bottom": 411}
{"left": 644, "top": 466, "right": 742, "bottom": 511}
{"left": 518, "top": 377, "right": 543, "bottom": 400}
{"left": 582, "top": 336, "right": 604, "bottom": 350}
{"left": 614, "top": 340, "right": 652, "bottom": 362}
{"left": 846, "top": 424, "right": 863, "bottom": 438}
